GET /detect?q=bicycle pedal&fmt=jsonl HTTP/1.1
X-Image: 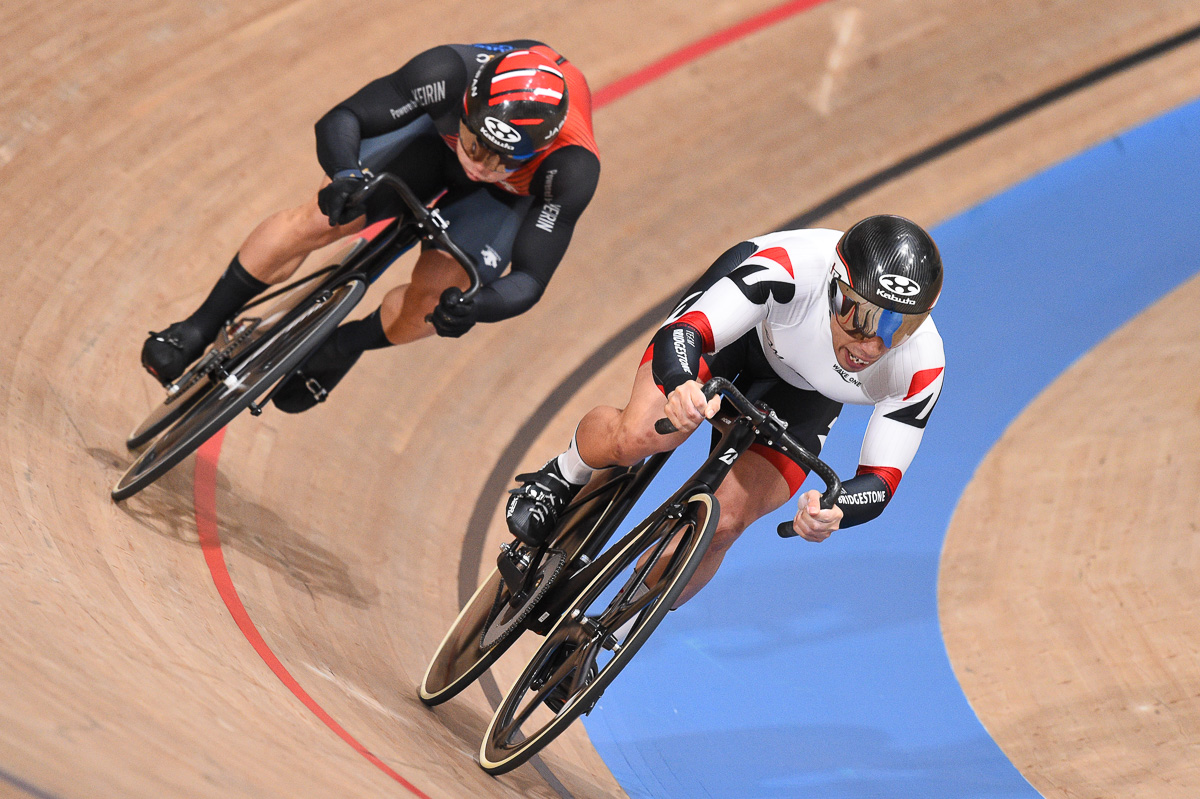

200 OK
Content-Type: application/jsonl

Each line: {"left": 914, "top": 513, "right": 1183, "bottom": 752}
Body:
{"left": 218, "top": 317, "right": 259, "bottom": 344}
{"left": 304, "top": 377, "right": 328, "bottom": 403}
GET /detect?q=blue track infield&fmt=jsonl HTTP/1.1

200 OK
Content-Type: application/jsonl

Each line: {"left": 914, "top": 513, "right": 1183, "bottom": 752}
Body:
{"left": 581, "top": 95, "right": 1200, "bottom": 798}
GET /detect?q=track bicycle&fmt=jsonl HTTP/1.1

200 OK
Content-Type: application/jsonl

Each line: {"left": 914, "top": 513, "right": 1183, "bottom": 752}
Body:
{"left": 419, "top": 376, "right": 841, "bottom": 774}
{"left": 112, "top": 173, "right": 480, "bottom": 501}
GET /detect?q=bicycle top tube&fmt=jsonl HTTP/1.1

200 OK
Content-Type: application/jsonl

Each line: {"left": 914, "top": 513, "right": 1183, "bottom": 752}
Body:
{"left": 349, "top": 172, "right": 483, "bottom": 300}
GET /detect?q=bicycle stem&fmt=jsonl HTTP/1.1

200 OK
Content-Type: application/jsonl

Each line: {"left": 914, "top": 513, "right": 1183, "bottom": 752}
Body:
{"left": 655, "top": 377, "right": 842, "bottom": 511}
{"left": 352, "top": 172, "right": 482, "bottom": 301}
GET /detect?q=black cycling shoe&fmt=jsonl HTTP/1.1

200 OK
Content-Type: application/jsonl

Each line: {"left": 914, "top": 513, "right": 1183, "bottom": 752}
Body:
{"left": 506, "top": 459, "right": 584, "bottom": 547}
{"left": 141, "top": 320, "right": 210, "bottom": 385}
{"left": 271, "top": 336, "right": 362, "bottom": 414}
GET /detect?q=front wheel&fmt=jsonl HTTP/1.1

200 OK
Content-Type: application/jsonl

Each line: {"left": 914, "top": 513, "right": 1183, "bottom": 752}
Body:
{"left": 126, "top": 374, "right": 212, "bottom": 450}
{"left": 478, "top": 491, "right": 718, "bottom": 775}
{"left": 111, "top": 279, "right": 366, "bottom": 501}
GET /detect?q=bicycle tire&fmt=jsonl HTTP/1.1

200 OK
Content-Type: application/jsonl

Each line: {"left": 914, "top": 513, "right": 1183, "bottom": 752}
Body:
{"left": 111, "top": 278, "right": 366, "bottom": 501}
{"left": 479, "top": 491, "right": 718, "bottom": 774}
{"left": 126, "top": 376, "right": 212, "bottom": 450}
{"left": 124, "top": 236, "right": 380, "bottom": 450}
{"left": 418, "top": 471, "right": 638, "bottom": 707}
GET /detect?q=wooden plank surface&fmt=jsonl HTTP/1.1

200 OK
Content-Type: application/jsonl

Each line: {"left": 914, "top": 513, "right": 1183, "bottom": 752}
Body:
{"left": 2, "top": 1, "right": 1199, "bottom": 796}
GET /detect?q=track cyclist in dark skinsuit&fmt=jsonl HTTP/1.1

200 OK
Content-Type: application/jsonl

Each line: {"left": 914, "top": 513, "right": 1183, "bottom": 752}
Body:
{"left": 141, "top": 41, "right": 600, "bottom": 412}
{"left": 507, "top": 216, "right": 946, "bottom": 607}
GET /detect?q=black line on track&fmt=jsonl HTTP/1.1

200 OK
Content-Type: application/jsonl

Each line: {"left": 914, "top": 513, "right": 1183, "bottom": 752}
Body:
{"left": 454, "top": 21, "right": 1200, "bottom": 798}
{"left": 0, "top": 767, "right": 67, "bottom": 799}
{"left": 779, "top": 20, "right": 1200, "bottom": 230}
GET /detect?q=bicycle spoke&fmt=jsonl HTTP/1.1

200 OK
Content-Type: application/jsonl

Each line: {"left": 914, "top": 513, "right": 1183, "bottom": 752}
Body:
{"left": 501, "top": 665, "right": 566, "bottom": 739}
{"left": 566, "top": 639, "right": 602, "bottom": 694}
{"left": 498, "top": 626, "right": 591, "bottom": 741}
{"left": 595, "top": 519, "right": 691, "bottom": 632}
{"left": 598, "top": 592, "right": 654, "bottom": 638}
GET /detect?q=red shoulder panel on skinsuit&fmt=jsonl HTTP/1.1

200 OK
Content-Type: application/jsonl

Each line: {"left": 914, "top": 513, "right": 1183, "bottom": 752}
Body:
{"left": 904, "top": 367, "right": 944, "bottom": 400}
{"left": 856, "top": 464, "right": 902, "bottom": 495}
{"left": 674, "top": 311, "right": 716, "bottom": 352}
{"left": 753, "top": 246, "right": 795, "bottom": 277}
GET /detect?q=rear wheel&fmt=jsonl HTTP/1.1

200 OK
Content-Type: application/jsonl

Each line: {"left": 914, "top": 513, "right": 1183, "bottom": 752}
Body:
{"left": 478, "top": 491, "right": 718, "bottom": 775}
{"left": 111, "top": 279, "right": 366, "bottom": 501}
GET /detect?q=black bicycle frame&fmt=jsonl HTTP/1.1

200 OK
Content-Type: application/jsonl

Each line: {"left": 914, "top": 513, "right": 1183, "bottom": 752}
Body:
{"left": 237, "top": 172, "right": 481, "bottom": 410}
{"left": 503, "top": 452, "right": 672, "bottom": 633}
{"left": 526, "top": 412, "right": 767, "bottom": 627}
{"left": 526, "top": 376, "right": 843, "bottom": 626}
{"left": 571, "top": 451, "right": 672, "bottom": 566}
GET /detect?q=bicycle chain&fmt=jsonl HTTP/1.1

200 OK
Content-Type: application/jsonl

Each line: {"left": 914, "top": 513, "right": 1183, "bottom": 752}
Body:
{"left": 480, "top": 549, "right": 567, "bottom": 650}
{"left": 165, "top": 318, "right": 260, "bottom": 403}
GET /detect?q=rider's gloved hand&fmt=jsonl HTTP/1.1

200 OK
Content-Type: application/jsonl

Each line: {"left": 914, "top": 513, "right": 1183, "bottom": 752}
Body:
{"left": 663, "top": 379, "right": 721, "bottom": 435}
{"left": 787, "top": 489, "right": 843, "bottom": 542}
{"left": 317, "top": 169, "right": 370, "bottom": 226}
{"left": 431, "top": 287, "right": 478, "bottom": 338}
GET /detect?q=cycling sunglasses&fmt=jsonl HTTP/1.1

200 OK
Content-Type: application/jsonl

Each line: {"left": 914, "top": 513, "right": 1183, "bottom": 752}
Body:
{"left": 458, "top": 119, "right": 536, "bottom": 172}
{"left": 829, "top": 279, "right": 929, "bottom": 348}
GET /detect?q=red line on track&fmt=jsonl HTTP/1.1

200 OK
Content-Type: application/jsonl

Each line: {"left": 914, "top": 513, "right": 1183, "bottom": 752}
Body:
{"left": 592, "top": 0, "right": 830, "bottom": 107}
{"left": 189, "top": 1, "right": 830, "bottom": 794}
{"left": 194, "top": 432, "right": 432, "bottom": 799}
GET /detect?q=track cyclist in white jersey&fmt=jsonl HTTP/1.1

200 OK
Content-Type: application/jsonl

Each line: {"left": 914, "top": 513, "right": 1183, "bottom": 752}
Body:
{"left": 506, "top": 215, "right": 946, "bottom": 606}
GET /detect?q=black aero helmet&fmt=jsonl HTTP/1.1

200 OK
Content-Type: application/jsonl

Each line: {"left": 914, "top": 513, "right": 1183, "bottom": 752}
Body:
{"left": 462, "top": 48, "right": 569, "bottom": 168}
{"left": 829, "top": 215, "right": 943, "bottom": 347}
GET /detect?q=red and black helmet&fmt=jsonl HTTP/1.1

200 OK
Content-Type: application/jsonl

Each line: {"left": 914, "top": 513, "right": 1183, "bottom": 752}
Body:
{"left": 462, "top": 49, "right": 569, "bottom": 167}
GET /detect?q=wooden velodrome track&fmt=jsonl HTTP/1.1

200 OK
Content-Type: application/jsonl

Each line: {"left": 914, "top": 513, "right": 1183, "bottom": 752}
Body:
{"left": 3, "top": 1, "right": 1200, "bottom": 797}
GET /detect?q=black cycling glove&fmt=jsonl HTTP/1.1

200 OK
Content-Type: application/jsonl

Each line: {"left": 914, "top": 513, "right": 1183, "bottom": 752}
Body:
{"left": 431, "top": 287, "right": 478, "bottom": 338}
{"left": 317, "top": 169, "right": 370, "bottom": 226}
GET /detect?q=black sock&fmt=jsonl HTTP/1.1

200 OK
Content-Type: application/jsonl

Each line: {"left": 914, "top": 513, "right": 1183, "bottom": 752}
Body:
{"left": 329, "top": 307, "right": 391, "bottom": 358}
{"left": 186, "top": 254, "right": 269, "bottom": 341}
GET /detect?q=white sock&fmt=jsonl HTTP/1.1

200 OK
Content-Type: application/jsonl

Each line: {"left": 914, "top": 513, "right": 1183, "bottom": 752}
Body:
{"left": 555, "top": 429, "right": 596, "bottom": 486}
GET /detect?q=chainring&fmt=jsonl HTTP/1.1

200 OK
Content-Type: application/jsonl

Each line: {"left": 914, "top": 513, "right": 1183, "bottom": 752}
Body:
{"left": 481, "top": 548, "right": 567, "bottom": 650}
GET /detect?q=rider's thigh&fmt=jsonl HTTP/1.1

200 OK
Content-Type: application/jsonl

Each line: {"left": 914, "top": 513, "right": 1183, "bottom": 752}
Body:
{"left": 611, "top": 361, "right": 692, "bottom": 463}
{"left": 403, "top": 249, "right": 473, "bottom": 313}
{"left": 294, "top": 179, "right": 366, "bottom": 247}
{"left": 710, "top": 448, "right": 792, "bottom": 552}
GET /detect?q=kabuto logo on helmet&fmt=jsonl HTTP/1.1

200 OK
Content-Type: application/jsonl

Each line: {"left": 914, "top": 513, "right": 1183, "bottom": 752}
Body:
{"left": 879, "top": 273, "right": 921, "bottom": 296}
{"left": 482, "top": 116, "right": 520, "bottom": 150}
